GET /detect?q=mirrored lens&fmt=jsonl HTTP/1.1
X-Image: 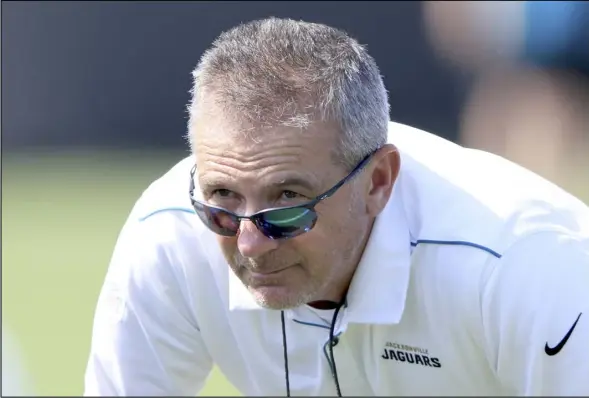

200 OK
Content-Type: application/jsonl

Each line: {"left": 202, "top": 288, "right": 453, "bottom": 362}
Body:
{"left": 259, "top": 207, "right": 317, "bottom": 238}
{"left": 193, "top": 201, "right": 240, "bottom": 236}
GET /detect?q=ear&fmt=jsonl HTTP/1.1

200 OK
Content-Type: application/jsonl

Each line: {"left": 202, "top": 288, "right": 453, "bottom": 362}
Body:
{"left": 364, "top": 144, "right": 400, "bottom": 217}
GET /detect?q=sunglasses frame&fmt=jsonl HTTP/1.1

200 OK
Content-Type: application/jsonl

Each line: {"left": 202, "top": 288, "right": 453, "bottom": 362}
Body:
{"left": 188, "top": 149, "right": 378, "bottom": 239}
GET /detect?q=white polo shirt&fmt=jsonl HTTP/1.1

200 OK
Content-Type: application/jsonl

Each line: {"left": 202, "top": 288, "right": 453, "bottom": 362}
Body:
{"left": 85, "top": 122, "right": 589, "bottom": 396}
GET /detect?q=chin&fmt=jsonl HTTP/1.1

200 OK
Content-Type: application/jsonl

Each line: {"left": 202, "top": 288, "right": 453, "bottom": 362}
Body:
{"left": 249, "top": 285, "right": 309, "bottom": 310}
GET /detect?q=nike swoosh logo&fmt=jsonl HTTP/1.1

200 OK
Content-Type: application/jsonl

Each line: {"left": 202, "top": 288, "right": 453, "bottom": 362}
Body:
{"left": 545, "top": 312, "right": 583, "bottom": 356}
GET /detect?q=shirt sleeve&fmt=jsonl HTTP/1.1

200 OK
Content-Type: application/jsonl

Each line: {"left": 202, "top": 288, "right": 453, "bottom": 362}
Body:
{"left": 84, "top": 215, "right": 214, "bottom": 396}
{"left": 481, "top": 231, "right": 589, "bottom": 396}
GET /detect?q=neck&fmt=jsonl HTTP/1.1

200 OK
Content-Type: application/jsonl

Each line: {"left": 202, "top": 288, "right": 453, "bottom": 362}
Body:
{"left": 307, "top": 300, "right": 342, "bottom": 310}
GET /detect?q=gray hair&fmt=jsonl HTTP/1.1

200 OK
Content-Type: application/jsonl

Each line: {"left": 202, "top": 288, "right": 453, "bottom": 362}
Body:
{"left": 186, "top": 17, "right": 390, "bottom": 169}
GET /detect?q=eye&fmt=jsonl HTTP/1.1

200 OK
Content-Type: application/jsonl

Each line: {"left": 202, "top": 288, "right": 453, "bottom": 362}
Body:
{"left": 211, "top": 189, "right": 235, "bottom": 198}
{"left": 281, "top": 190, "right": 302, "bottom": 200}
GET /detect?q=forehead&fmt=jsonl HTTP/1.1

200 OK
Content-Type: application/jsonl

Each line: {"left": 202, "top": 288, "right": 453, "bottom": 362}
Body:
{"left": 192, "top": 111, "right": 341, "bottom": 184}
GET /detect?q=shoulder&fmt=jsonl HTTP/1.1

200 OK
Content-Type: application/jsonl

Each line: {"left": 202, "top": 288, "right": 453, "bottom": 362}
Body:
{"left": 411, "top": 230, "right": 588, "bottom": 298}
{"left": 116, "top": 155, "right": 211, "bottom": 261}
{"left": 114, "top": 156, "right": 202, "bottom": 274}
{"left": 388, "top": 122, "right": 589, "bottom": 335}
{"left": 389, "top": 121, "right": 589, "bottom": 258}
{"left": 105, "top": 156, "right": 219, "bottom": 309}
{"left": 129, "top": 156, "right": 197, "bottom": 224}
{"left": 405, "top": 229, "right": 589, "bottom": 361}
{"left": 483, "top": 231, "right": 589, "bottom": 299}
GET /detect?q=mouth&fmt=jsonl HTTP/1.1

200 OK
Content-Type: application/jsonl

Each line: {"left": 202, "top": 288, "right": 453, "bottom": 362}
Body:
{"left": 246, "top": 263, "right": 299, "bottom": 285}
{"left": 250, "top": 264, "right": 294, "bottom": 276}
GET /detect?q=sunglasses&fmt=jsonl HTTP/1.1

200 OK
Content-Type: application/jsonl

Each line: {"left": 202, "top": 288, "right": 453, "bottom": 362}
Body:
{"left": 188, "top": 151, "right": 377, "bottom": 240}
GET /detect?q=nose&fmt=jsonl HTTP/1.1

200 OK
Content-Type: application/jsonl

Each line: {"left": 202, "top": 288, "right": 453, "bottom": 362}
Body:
{"left": 236, "top": 219, "right": 279, "bottom": 258}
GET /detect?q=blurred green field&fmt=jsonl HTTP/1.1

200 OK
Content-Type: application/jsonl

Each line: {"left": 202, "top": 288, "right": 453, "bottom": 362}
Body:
{"left": 2, "top": 150, "right": 239, "bottom": 396}
{"left": 3, "top": 149, "right": 587, "bottom": 396}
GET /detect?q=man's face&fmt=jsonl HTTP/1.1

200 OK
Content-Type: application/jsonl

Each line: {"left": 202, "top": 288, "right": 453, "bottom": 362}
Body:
{"left": 192, "top": 112, "right": 373, "bottom": 310}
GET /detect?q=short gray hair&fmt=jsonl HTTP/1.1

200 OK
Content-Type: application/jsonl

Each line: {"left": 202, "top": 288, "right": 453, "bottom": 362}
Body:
{"left": 186, "top": 17, "right": 390, "bottom": 169}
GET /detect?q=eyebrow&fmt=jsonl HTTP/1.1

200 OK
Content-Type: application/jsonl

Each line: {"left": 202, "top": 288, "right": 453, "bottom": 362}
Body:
{"left": 197, "top": 176, "right": 232, "bottom": 191}
{"left": 198, "top": 175, "right": 320, "bottom": 193}
{"left": 274, "top": 176, "right": 320, "bottom": 192}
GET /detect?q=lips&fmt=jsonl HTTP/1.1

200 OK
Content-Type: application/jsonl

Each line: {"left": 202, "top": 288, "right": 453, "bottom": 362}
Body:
{"left": 250, "top": 266, "right": 290, "bottom": 275}
{"left": 247, "top": 262, "right": 298, "bottom": 276}
{"left": 251, "top": 269, "right": 281, "bottom": 276}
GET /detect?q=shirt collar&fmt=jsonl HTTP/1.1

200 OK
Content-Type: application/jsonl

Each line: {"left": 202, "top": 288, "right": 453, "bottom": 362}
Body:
{"left": 344, "top": 181, "right": 412, "bottom": 325}
{"left": 225, "top": 179, "right": 412, "bottom": 323}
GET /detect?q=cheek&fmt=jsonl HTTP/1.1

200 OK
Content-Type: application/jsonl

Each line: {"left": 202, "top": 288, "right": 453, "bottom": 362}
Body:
{"left": 314, "top": 197, "right": 364, "bottom": 236}
{"left": 303, "top": 200, "right": 367, "bottom": 257}
{"left": 293, "top": 217, "right": 348, "bottom": 264}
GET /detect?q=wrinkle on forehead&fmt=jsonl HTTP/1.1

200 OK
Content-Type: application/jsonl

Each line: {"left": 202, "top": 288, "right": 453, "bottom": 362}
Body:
{"left": 196, "top": 137, "right": 344, "bottom": 201}
{"left": 196, "top": 142, "right": 320, "bottom": 188}
{"left": 191, "top": 108, "right": 343, "bottom": 186}
{"left": 198, "top": 137, "right": 304, "bottom": 165}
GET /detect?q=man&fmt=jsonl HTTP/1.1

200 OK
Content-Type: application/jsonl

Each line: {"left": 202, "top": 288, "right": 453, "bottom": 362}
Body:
{"left": 84, "top": 18, "right": 589, "bottom": 396}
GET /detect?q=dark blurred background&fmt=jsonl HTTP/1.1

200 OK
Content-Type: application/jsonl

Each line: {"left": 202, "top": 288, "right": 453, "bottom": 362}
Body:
{"left": 2, "top": 1, "right": 588, "bottom": 396}
{"left": 2, "top": 0, "right": 469, "bottom": 150}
